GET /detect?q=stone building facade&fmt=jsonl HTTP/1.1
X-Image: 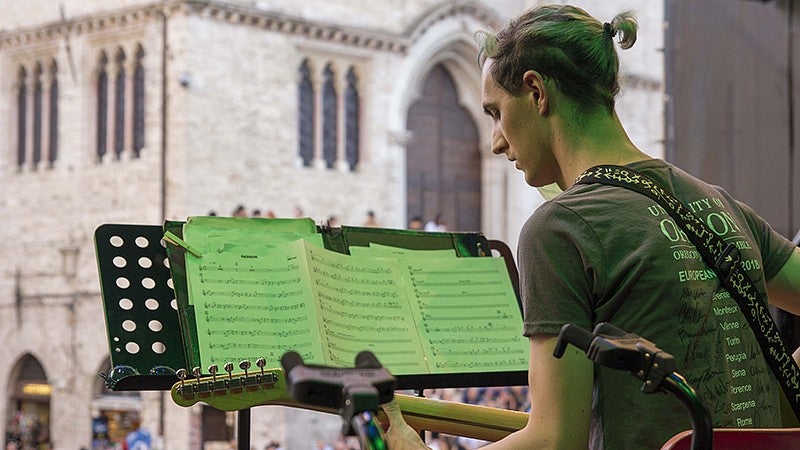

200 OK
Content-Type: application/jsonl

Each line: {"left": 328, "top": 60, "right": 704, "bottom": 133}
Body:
{"left": 0, "top": 1, "right": 664, "bottom": 448}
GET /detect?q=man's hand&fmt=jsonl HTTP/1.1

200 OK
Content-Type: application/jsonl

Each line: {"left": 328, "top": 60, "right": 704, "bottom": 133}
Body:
{"left": 381, "top": 399, "right": 430, "bottom": 450}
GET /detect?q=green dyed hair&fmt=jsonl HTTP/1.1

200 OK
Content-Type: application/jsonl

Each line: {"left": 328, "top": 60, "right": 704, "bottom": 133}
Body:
{"left": 477, "top": 5, "right": 637, "bottom": 112}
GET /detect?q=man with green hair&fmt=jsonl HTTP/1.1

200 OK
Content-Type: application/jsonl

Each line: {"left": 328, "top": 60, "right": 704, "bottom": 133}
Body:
{"left": 382, "top": 4, "right": 800, "bottom": 449}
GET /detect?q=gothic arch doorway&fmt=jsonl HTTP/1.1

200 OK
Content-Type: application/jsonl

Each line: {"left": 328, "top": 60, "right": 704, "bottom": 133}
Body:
{"left": 406, "top": 64, "right": 481, "bottom": 232}
{"left": 6, "top": 354, "right": 51, "bottom": 449}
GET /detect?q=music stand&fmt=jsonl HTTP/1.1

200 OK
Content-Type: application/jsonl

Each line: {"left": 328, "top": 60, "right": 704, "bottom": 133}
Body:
{"left": 94, "top": 222, "right": 524, "bottom": 450}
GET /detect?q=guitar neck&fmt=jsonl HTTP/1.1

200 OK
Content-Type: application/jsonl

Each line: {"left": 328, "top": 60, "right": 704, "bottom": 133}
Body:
{"left": 171, "top": 368, "right": 527, "bottom": 442}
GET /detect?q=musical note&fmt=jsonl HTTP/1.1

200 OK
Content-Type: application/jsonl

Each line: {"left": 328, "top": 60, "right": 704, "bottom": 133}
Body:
{"left": 430, "top": 347, "right": 527, "bottom": 357}
{"left": 202, "top": 302, "right": 307, "bottom": 312}
{"left": 428, "top": 336, "right": 520, "bottom": 345}
{"left": 433, "top": 358, "right": 528, "bottom": 369}
{"left": 203, "top": 312, "right": 309, "bottom": 325}
{"left": 321, "top": 316, "right": 408, "bottom": 334}
{"left": 200, "top": 289, "right": 304, "bottom": 299}
{"left": 313, "top": 278, "right": 400, "bottom": 298}
{"left": 198, "top": 263, "right": 300, "bottom": 273}
{"left": 199, "top": 276, "right": 302, "bottom": 286}
{"left": 308, "top": 249, "right": 393, "bottom": 274}
{"left": 206, "top": 328, "right": 312, "bottom": 338}
{"left": 317, "top": 304, "right": 404, "bottom": 323}
{"left": 207, "top": 342, "right": 313, "bottom": 351}
{"left": 312, "top": 266, "right": 396, "bottom": 285}
{"left": 316, "top": 292, "right": 401, "bottom": 309}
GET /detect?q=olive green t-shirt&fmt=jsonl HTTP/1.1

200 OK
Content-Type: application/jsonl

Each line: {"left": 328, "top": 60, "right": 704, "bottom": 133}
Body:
{"left": 519, "top": 159, "right": 795, "bottom": 449}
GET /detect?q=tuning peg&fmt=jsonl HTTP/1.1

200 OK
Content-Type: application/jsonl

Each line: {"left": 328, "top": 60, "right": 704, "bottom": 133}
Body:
{"left": 239, "top": 360, "right": 251, "bottom": 378}
{"left": 176, "top": 368, "right": 187, "bottom": 390}
{"left": 256, "top": 357, "right": 266, "bottom": 376}
{"left": 224, "top": 362, "right": 234, "bottom": 380}
{"left": 192, "top": 367, "right": 202, "bottom": 383}
{"left": 208, "top": 364, "right": 218, "bottom": 383}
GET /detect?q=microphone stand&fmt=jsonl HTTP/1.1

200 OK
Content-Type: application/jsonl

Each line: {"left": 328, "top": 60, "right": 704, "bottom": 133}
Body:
{"left": 281, "top": 350, "right": 396, "bottom": 450}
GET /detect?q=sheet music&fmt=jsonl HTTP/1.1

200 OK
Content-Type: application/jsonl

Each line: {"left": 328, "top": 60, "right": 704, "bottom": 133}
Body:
{"left": 351, "top": 244, "right": 529, "bottom": 373}
{"left": 305, "top": 243, "right": 430, "bottom": 374}
{"left": 183, "top": 217, "right": 323, "bottom": 368}
{"left": 181, "top": 218, "right": 527, "bottom": 374}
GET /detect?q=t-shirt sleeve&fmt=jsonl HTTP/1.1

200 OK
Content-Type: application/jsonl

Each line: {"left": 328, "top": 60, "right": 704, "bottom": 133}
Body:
{"left": 518, "top": 201, "right": 604, "bottom": 336}
{"left": 729, "top": 196, "right": 796, "bottom": 281}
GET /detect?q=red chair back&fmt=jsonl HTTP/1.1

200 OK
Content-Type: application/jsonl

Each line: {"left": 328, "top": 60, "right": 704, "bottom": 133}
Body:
{"left": 661, "top": 428, "right": 800, "bottom": 450}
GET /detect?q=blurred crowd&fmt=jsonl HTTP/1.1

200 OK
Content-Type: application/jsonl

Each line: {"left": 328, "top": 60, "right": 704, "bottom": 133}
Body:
{"left": 207, "top": 205, "right": 449, "bottom": 232}
{"left": 4, "top": 412, "right": 51, "bottom": 450}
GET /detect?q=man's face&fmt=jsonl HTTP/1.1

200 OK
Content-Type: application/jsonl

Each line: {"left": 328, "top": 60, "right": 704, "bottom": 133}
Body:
{"left": 480, "top": 59, "right": 555, "bottom": 187}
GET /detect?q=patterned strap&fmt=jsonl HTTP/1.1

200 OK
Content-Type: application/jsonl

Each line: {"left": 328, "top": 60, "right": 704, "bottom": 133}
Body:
{"left": 575, "top": 164, "right": 800, "bottom": 421}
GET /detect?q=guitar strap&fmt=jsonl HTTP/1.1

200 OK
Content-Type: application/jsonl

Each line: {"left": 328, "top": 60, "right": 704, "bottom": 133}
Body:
{"left": 575, "top": 164, "right": 800, "bottom": 422}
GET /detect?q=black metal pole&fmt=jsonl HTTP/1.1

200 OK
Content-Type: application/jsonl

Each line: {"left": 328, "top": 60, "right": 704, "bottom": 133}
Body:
{"left": 237, "top": 408, "right": 251, "bottom": 450}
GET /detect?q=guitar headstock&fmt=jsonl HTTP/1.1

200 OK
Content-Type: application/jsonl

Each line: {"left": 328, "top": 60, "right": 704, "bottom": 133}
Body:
{"left": 171, "top": 359, "right": 293, "bottom": 411}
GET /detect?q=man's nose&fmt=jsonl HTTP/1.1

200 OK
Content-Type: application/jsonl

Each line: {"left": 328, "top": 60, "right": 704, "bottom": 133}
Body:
{"left": 491, "top": 125, "right": 507, "bottom": 155}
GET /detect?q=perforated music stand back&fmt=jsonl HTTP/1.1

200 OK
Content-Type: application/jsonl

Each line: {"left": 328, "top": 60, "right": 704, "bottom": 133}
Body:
{"left": 95, "top": 224, "right": 184, "bottom": 390}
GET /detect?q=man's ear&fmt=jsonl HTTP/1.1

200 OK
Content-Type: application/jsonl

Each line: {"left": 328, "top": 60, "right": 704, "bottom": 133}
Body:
{"left": 522, "top": 70, "right": 548, "bottom": 115}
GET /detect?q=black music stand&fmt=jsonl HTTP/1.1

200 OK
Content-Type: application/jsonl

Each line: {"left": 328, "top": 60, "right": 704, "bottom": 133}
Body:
{"left": 94, "top": 222, "right": 524, "bottom": 449}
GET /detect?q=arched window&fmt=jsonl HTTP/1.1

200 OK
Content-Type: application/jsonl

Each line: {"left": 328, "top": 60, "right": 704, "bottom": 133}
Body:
{"left": 133, "top": 45, "right": 145, "bottom": 157}
{"left": 48, "top": 60, "right": 58, "bottom": 167}
{"left": 114, "top": 48, "right": 126, "bottom": 159}
{"left": 298, "top": 59, "right": 314, "bottom": 167}
{"left": 321, "top": 64, "right": 337, "bottom": 169}
{"left": 32, "top": 62, "right": 43, "bottom": 169}
{"left": 16, "top": 66, "right": 27, "bottom": 170}
{"left": 97, "top": 51, "right": 109, "bottom": 162}
{"left": 344, "top": 67, "right": 360, "bottom": 171}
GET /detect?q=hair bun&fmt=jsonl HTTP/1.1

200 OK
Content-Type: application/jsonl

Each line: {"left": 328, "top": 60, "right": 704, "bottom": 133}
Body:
{"left": 603, "top": 22, "right": 617, "bottom": 38}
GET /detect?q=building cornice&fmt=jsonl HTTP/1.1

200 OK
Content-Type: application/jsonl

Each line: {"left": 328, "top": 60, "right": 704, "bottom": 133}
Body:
{"left": 0, "top": 1, "right": 499, "bottom": 55}
{"left": 0, "top": 2, "right": 173, "bottom": 50}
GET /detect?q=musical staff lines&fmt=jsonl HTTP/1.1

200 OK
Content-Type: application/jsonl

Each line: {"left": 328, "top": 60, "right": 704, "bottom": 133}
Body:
{"left": 206, "top": 328, "right": 311, "bottom": 338}
{"left": 203, "top": 312, "right": 308, "bottom": 325}
{"left": 200, "top": 289, "right": 304, "bottom": 299}
{"left": 202, "top": 302, "right": 307, "bottom": 312}
{"left": 199, "top": 276, "right": 302, "bottom": 286}
{"left": 309, "top": 248, "right": 393, "bottom": 274}
{"left": 181, "top": 230, "right": 529, "bottom": 375}
{"left": 197, "top": 262, "right": 300, "bottom": 273}
{"left": 314, "top": 278, "right": 400, "bottom": 298}
{"left": 321, "top": 317, "right": 410, "bottom": 336}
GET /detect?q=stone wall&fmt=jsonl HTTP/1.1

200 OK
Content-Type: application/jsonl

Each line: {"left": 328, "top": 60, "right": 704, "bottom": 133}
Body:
{"left": 0, "top": 1, "right": 664, "bottom": 448}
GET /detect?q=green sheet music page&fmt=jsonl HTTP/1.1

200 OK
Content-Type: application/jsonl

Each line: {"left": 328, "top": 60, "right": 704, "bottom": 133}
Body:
{"left": 397, "top": 253, "right": 528, "bottom": 372}
{"left": 181, "top": 218, "right": 527, "bottom": 374}
{"left": 303, "top": 241, "right": 430, "bottom": 374}
{"left": 182, "top": 217, "right": 323, "bottom": 369}
{"left": 351, "top": 243, "right": 528, "bottom": 373}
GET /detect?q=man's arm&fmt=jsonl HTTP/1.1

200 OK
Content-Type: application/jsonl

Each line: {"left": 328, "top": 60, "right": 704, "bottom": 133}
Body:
{"left": 767, "top": 246, "right": 800, "bottom": 366}
{"left": 382, "top": 334, "right": 594, "bottom": 450}
{"left": 767, "top": 247, "right": 800, "bottom": 316}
